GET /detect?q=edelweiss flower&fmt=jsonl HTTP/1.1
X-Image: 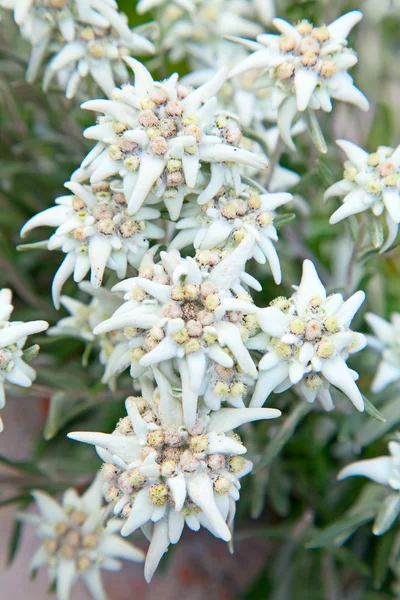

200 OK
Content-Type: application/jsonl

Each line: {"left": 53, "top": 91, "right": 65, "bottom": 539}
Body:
{"left": 326, "top": 140, "right": 400, "bottom": 251}
{"left": 18, "top": 476, "right": 144, "bottom": 600}
{"left": 230, "top": 12, "right": 369, "bottom": 150}
{"left": 73, "top": 58, "right": 268, "bottom": 221}
{"left": 0, "top": 0, "right": 154, "bottom": 96}
{"left": 338, "top": 441, "right": 400, "bottom": 491}
{"left": 171, "top": 182, "right": 292, "bottom": 284}
{"left": 0, "top": 288, "right": 48, "bottom": 431}
{"left": 21, "top": 178, "right": 164, "bottom": 308}
{"left": 68, "top": 383, "right": 280, "bottom": 582}
{"left": 250, "top": 260, "right": 366, "bottom": 411}
{"left": 43, "top": 18, "right": 155, "bottom": 99}
{"left": 140, "top": 0, "right": 264, "bottom": 64}
{"left": 93, "top": 244, "right": 261, "bottom": 427}
{"left": 365, "top": 312, "right": 400, "bottom": 393}
{"left": 47, "top": 282, "right": 129, "bottom": 388}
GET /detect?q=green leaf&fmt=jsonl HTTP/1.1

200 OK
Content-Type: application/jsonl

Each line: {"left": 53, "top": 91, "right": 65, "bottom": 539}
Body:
{"left": 254, "top": 402, "right": 312, "bottom": 473}
{"left": 327, "top": 546, "right": 370, "bottom": 577}
{"left": 369, "top": 217, "right": 384, "bottom": 249}
{"left": 373, "top": 528, "right": 396, "bottom": 589}
{"left": 273, "top": 213, "right": 296, "bottom": 228}
{"left": 7, "top": 516, "right": 22, "bottom": 565}
{"left": 306, "top": 509, "right": 377, "bottom": 549}
{"left": 44, "top": 392, "right": 93, "bottom": 440}
{"left": 0, "top": 454, "right": 43, "bottom": 476}
{"left": 305, "top": 110, "right": 327, "bottom": 154}
{"left": 372, "top": 493, "right": 400, "bottom": 536}
{"left": 22, "top": 344, "right": 40, "bottom": 363}
{"left": 16, "top": 241, "right": 49, "bottom": 252}
{"left": 363, "top": 395, "right": 387, "bottom": 423}
{"left": 355, "top": 396, "right": 400, "bottom": 447}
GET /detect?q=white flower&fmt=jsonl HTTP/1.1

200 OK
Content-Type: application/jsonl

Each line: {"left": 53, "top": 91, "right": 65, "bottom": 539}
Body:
{"left": 365, "top": 312, "right": 400, "bottom": 393}
{"left": 141, "top": 0, "right": 264, "bottom": 65}
{"left": 92, "top": 244, "right": 261, "bottom": 427}
{"left": 338, "top": 441, "right": 400, "bottom": 491}
{"left": 326, "top": 140, "right": 400, "bottom": 251}
{"left": 170, "top": 182, "right": 292, "bottom": 284}
{"left": 0, "top": 0, "right": 154, "bottom": 96}
{"left": 18, "top": 475, "right": 144, "bottom": 600}
{"left": 21, "top": 178, "right": 164, "bottom": 308}
{"left": 43, "top": 19, "right": 155, "bottom": 99}
{"left": 68, "top": 384, "right": 280, "bottom": 582}
{"left": 251, "top": 260, "right": 366, "bottom": 411}
{"left": 47, "top": 282, "right": 129, "bottom": 389}
{"left": 229, "top": 12, "right": 369, "bottom": 150}
{"left": 72, "top": 59, "right": 268, "bottom": 221}
{"left": 0, "top": 288, "right": 48, "bottom": 431}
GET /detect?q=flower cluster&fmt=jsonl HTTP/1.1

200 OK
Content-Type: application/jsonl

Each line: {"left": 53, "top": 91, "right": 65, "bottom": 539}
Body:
{"left": 21, "top": 178, "right": 164, "bottom": 307}
{"left": 230, "top": 12, "right": 369, "bottom": 149}
{"left": 47, "top": 282, "right": 129, "bottom": 388}
{"left": 326, "top": 140, "right": 400, "bottom": 251}
{"left": 18, "top": 476, "right": 144, "bottom": 600}
{"left": 69, "top": 389, "right": 280, "bottom": 582}
{"left": 73, "top": 59, "right": 267, "bottom": 220}
{"left": 172, "top": 183, "right": 292, "bottom": 284}
{"left": 0, "top": 0, "right": 154, "bottom": 97}
{"left": 0, "top": 288, "right": 48, "bottom": 431}
{"left": 365, "top": 312, "right": 400, "bottom": 394}
{"left": 251, "top": 260, "right": 366, "bottom": 411}
{"left": 92, "top": 246, "right": 260, "bottom": 427}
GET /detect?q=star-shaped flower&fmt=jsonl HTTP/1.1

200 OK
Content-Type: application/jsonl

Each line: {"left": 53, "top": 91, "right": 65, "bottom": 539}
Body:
{"left": 21, "top": 178, "right": 164, "bottom": 307}
{"left": 229, "top": 12, "right": 369, "bottom": 150}
{"left": 68, "top": 380, "right": 280, "bottom": 582}
{"left": 72, "top": 58, "right": 268, "bottom": 220}
{"left": 251, "top": 260, "right": 366, "bottom": 411}
{"left": 365, "top": 312, "right": 400, "bottom": 393}
{"left": 325, "top": 140, "right": 400, "bottom": 251}
{"left": 0, "top": 288, "right": 48, "bottom": 431}
{"left": 18, "top": 475, "right": 144, "bottom": 600}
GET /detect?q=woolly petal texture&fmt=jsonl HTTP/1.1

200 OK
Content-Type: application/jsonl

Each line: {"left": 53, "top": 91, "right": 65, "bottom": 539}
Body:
{"left": 230, "top": 12, "right": 369, "bottom": 149}
{"left": 252, "top": 260, "right": 366, "bottom": 412}
{"left": 68, "top": 389, "right": 280, "bottom": 582}
{"left": 0, "top": 288, "right": 48, "bottom": 431}
{"left": 17, "top": 475, "right": 144, "bottom": 600}
{"left": 1, "top": 0, "right": 154, "bottom": 98}
{"left": 326, "top": 140, "right": 400, "bottom": 251}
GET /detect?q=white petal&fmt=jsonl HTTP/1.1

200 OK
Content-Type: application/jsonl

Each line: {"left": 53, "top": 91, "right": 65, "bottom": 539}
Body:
{"left": 0, "top": 320, "right": 48, "bottom": 347}
{"left": 31, "top": 490, "right": 66, "bottom": 523}
{"left": 383, "top": 188, "right": 400, "bottom": 223}
{"left": 56, "top": 559, "right": 77, "bottom": 600}
{"left": 144, "top": 519, "right": 170, "bottom": 583}
{"left": 257, "top": 307, "right": 287, "bottom": 337}
{"left": 82, "top": 568, "right": 107, "bottom": 600}
{"left": 186, "top": 472, "right": 231, "bottom": 541}
{"left": 209, "top": 407, "right": 281, "bottom": 432}
{"left": 371, "top": 360, "right": 400, "bottom": 393}
{"left": 321, "top": 355, "right": 364, "bottom": 411}
{"left": 328, "top": 10, "right": 362, "bottom": 39}
{"left": 99, "top": 535, "right": 144, "bottom": 562}
{"left": 250, "top": 362, "right": 289, "bottom": 407}
{"left": 338, "top": 457, "right": 393, "bottom": 486}
{"left": 336, "top": 140, "right": 368, "bottom": 170}
{"left": 295, "top": 259, "right": 326, "bottom": 315}
{"left": 294, "top": 70, "right": 318, "bottom": 112}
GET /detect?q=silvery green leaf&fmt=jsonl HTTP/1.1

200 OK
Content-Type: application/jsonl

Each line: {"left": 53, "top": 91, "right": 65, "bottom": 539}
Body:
{"left": 363, "top": 395, "right": 386, "bottom": 423}
{"left": 305, "top": 110, "right": 327, "bottom": 154}
{"left": 22, "top": 344, "right": 40, "bottom": 363}
{"left": 369, "top": 217, "right": 384, "bottom": 248}
{"left": 372, "top": 494, "right": 400, "bottom": 536}
{"left": 17, "top": 241, "right": 49, "bottom": 252}
{"left": 273, "top": 213, "right": 296, "bottom": 228}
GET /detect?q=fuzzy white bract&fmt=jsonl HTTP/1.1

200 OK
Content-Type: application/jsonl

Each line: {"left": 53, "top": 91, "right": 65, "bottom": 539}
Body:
{"left": 230, "top": 12, "right": 369, "bottom": 150}
{"left": 0, "top": 288, "right": 48, "bottom": 432}
{"left": 18, "top": 476, "right": 144, "bottom": 600}
{"left": 92, "top": 245, "right": 261, "bottom": 427}
{"left": 21, "top": 179, "right": 164, "bottom": 307}
{"left": 326, "top": 140, "right": 400, "bottom": 251}
{"left": 338, "top": 441, "right": 400, "bottom": 491}
{"left": 251, "top": 260, "right": 366, "bottom": 411}
{"left": 365, "top": 312, "right": 400, "bottom": 393}
{"left": 68, "top": 387, "right": 280, "bottom": 582}
{"left": 47, "top": 282, "right": 129, "bottom": 389}
{"left": 73, "top": 59, "right": 268, "bottom": 221}
{"left": 0, "top": 0, "right": 154, "bottom": 97}
{"left": 171, "top": 182, "right": 292, "bottom": 284}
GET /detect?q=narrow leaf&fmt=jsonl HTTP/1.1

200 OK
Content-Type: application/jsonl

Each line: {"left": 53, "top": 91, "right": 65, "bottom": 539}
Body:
{"left": 372, "top": 493, "right": 400, "bottom": 536}
{"left": 305, "top": 110, "right": 327, "bottom": 154}
{"left": 363, "top": 395, "right": 386, "bottom": 423}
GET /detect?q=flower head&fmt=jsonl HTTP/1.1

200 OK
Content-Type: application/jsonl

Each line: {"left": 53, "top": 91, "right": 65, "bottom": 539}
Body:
{"left": 0, "top": 288, "right": 48, "bottom": 431}
{"left": 21, "top": 179, "right": 164, "bottom": 307}
{"left": 326, "top": 140, "right": 400, "bottom": 251}
{"left": 68, "top": 386, "right": 280, "bottom": 582}
{"left": 93, "top": 245, "right": 261, "bottom": 427}
{"left": 0, "top": 0, "right": 154, "bottom": 97}
{"left": 230, "top": 12, "right": 369, "bottom": 150}
{"left": 47, "top": 282, "right": 130, "bottom": 388}
{"left": 73, "top": 59, "right": 268, "bottom": 220}
{"left": 251, "top": 260, "right": 366, "bottom": 411}
{"left": 365, "top": 312, "right": 400, "bottom": 393}
{"left": 171, "top": 182, "right": 292, "bottom": 284}
{"left": 18, "top": 476, "right": 144, "bottom": 600}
